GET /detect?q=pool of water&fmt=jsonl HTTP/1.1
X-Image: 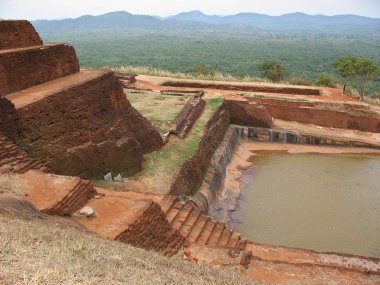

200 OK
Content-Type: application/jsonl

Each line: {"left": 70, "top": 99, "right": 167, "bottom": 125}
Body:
{"left": 235, "top": 153, "right": 380, "bottom": 258}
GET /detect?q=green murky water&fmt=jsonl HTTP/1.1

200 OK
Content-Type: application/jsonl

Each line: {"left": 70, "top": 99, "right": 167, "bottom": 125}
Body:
{"left": 235, "top": 154, "right": 380, "bottom": 258}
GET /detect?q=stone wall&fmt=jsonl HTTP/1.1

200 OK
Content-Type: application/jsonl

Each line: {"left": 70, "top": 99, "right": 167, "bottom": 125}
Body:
{"left": 116, "top": 200, "right": 185, "bottom": 256}
{"left": 193, "top": 127, "right": 240, "bottom": 212}
{"left": 227, "top": 97, "right": 380, "bottom": 133}
{"left": 15, "top": 71, "right": 163, "bottom": 178}
{"left": 170, "top": 96, "right": 205, "bottom": 138}
{"left": 223, "top": 99, "right": 273, "bottom": 127}
{"left": 0, "top": 43, "right": 79, "bottom": 96}
{"left": 162, "top": 81, "right": 320, "bottom": 95}
{"left": 170, "top": 106, "right": 230, "bottom": 196}
{"left": 0, "top": 96, "right": 18, "bottom": 139}
{"left": 0, "top": 20, "right": 42, "bottom": 50}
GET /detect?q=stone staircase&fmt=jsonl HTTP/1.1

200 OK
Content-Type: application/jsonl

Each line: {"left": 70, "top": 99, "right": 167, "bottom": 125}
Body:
{"left": 0, "top": 133, "right": 47, "bottom": 174}
{"left": 160, "top": 196, "right": 246, "bottom": 250}
{"left": 159, "top": 195, "right": 380, "bottom": 282}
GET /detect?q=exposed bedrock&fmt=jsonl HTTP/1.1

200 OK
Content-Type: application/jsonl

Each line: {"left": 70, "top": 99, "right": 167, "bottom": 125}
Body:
{"left": 0, "top": 20, "right": 43, "bottom": 50}
{"left": 9, "top": 71, "right": 163, "bottom": 178}
{"left": 170, "top": 106, "right": 230, "bottom": 196}
{"left": 0, "top": 43, "right": 80, "bottom": 96}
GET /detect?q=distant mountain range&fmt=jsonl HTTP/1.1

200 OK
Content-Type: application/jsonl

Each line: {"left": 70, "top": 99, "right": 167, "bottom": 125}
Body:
{"left": 32, "top": 10, "right": 380, "bottom": 34}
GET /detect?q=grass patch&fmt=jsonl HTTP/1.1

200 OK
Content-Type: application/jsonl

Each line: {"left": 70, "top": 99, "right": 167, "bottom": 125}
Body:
{"left": 126, "top": 89, "right": 191, "bottom": 134}
{"left": 0, "top": 174, "right": 28, "bottom": 197}
{"left": 133, "top": 98, "right": 223, "bottom": 194}
{"left": 0, "top": 215, "right": 255, "bottom": 285}
{"left": 111, "top": 65, "right": 265, "bottom": 83}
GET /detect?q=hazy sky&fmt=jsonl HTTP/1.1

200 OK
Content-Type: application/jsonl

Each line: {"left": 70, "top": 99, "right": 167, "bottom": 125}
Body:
{"left": 1, "top": 0, "right": 380, "bottom": 20}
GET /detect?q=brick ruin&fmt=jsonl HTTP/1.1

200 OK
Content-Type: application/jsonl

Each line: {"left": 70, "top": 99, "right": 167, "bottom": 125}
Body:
{"left": 1, "top": 20, "right": 380, "bottom": 285}
{"left": 0, "top": 20, "right": 163, "bottom": 178}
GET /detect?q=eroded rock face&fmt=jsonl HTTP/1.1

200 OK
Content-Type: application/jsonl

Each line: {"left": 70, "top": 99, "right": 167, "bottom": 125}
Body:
{"left": 0, "top": 20, "right": 43, "bottom": 50}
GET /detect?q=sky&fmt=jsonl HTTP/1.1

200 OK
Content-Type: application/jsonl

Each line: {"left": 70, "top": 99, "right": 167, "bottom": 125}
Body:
{"left": 1, "top": 0, "right": 380, "bottom": 20}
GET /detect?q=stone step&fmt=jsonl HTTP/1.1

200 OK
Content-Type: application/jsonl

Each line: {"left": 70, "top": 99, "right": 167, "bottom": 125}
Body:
{"left": 196, "top": 219, "right": 216, "bottom": 246}
{"left": 0, "top": 134, "right": 47, "bottom": 174}
{"left": 0, "top": 43, "right": 79, "bottom": 96}
{"left": 227, "top": 232, "right": 241, "bottom": 248}
{"left": 159, "top": 195, "right": 178, "bottom": 214}
{"left": 187, "top": 215, "right": 208, "bottom": 243}
{"left": 178, "top": 207, "right": 202, "bottom": 238}
{"left": 5, "top": 70, "right": 108, "bottom": 110}
{"left": 171, "top": 203, "right": 194, "bottom": 229}
{"left": 166, "top": 202, "right": 185, "bottom": 224}
{"left": 217, "top": 228, "right": 233, "bottom": 247}
{"left": 206, "top": 222, "right": 225, "bottom": 247}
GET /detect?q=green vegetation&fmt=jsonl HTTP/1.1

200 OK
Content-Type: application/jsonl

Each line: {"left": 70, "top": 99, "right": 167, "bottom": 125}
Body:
{"left": 126, "top": 90, "right": 191, "bottom": 134}
{"left": 133, "top": 98, "right": 223, "bottom": 194}
{"left": 333, "top": 56, "right": 380, "bottom": 99}
{"left": 314, "top": 73, "right": 339, "bottom": 88}
{"left": 40, "top": 29, "right": 380, "bottom": 94}
{"left": 258, "top": 60, "right": 286, "bottom": 82}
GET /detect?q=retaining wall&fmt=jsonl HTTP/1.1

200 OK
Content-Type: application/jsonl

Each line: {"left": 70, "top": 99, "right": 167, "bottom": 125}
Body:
{"left": 196, "top": 125, "right": 380, "bottom": 213}
{"left": 0, "top": 43, "right": 79, "bottom": 96}
{"left": 242, "top": 97, "right": 380, "bottom": 133}
{"left": 162, "top": 81, "right": 320, "bottom": 95}
{"left": 170, "top": 106, "right": 230, "bottom": 196}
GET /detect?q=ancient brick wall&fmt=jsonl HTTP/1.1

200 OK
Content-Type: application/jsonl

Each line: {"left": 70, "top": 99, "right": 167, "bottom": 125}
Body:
{"left": 171, "top": 96, "right": 206, "bottom": 138}
{"left": 0, "top": 20, "right": 42, "bottom": 50}
{"left": 15, "top": 72, "right": 163, "bottom": 178}
{"left": 162, "top": 81, "right": 320, "bottom": 95}
{"left": 228, "top": 97, "right": 380, "bottom": 133}
{"left": 0, "top": 44, "right": 79, "bottom": 96}
{"left": 0, "top": 96, "right": 18, "bottom": 139}
{"left": 170, "top": 106, "right": 230, "bottom": 196}
{"left": 116, "top": 200, "right": 185, "bottom": 256}
{"left": 223, "top": 99, "right": 273, "bottom": 127}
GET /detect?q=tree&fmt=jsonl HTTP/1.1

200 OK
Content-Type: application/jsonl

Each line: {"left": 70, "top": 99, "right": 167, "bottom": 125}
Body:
{"left": 194, "top": 64, "right": 212, "bottom": 76}
{"left": 258, "top": 60, "right": 286, "bottom": 82}
{"left": 314, "top": 73, "right": 338, "bottom": 88}
{"left": 333, "top": 56, "right": 380, "bottom": 100}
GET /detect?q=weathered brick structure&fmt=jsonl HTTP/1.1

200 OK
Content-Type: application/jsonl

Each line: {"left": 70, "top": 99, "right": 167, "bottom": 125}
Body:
{"left": 1, "top": 20, "right": 163, "bottom": 178}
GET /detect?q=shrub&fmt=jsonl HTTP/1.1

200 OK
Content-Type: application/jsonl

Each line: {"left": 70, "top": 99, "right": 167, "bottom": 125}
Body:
{"left": 314, "top": 73, "right": 339, "bottom": 88}
{"left": 258, "top": 60, "right": 286, "bottom": 82}
{"left": 287, "top": 76, "right": 312, "bottom": 86}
